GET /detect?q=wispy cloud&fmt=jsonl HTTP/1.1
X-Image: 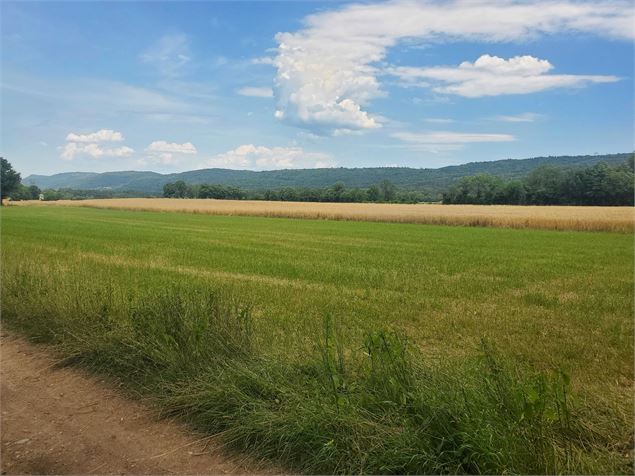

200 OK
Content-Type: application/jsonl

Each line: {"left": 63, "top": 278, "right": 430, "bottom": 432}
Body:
{"left": 392, "top": 130, "right": 515, "bottom": 153}
{"left": 237, "top": 86, "right": 274, "bottom": 98}
{"left": 2, "top": 71, "right": 209, "bottom": 123}
{"left": 393, "top": 131, "right": 515, "bottom": 144}
{"left": 492, "top": 112, "right": 544, "bottom": 123}
{"left": 424, "top": 118, "right": 455, "bottom": 124}
{"left": 140, "top": 33, "right": 192, "bottom": 77}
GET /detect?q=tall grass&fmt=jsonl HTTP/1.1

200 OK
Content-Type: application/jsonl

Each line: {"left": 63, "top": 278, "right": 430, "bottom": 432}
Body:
{"left": 2, "top": 256, "right": 627, "bottom": 474}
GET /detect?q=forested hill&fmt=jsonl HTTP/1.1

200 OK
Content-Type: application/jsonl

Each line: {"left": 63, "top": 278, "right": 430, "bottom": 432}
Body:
{"left": 25, "top": 153, "right": 631, "bottom": 195}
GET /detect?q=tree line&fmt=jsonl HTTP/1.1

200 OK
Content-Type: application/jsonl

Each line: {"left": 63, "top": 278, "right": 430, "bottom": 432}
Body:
{"left": 3, "top": 155, "right": 634, "bottom": 207}
{"left": 442, "top": 157, "right": 634, "bottom": 206}
{"left": 163, "top": 179, "right": 428, "bottom": 203}
{"left": 1, "top": 159, "right": 152, "bottom": 202}
{"left": 32, "top": 188, "right": 147, "bottom": 201}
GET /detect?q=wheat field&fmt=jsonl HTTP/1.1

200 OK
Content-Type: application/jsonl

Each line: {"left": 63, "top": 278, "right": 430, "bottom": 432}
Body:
{"left": 13, "top": 198, "right": 634, "bottom": 232}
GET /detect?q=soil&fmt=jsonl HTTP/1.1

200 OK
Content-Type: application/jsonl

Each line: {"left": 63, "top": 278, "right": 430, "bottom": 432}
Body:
{"left": 0, "top": 331, "right": 271, "bottom": 475}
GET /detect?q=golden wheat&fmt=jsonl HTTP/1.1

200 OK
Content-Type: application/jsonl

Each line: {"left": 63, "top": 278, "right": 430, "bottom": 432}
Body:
{"left": 12, "top": 198, "right": 634, "bottom": 232}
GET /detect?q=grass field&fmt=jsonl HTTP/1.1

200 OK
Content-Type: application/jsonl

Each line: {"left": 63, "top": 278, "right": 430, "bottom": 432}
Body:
{"left": 12, "top": 198, "right": 635, "bottom": 232}
{"left": 2, "top": 205, "right": 633, "bottom": 474}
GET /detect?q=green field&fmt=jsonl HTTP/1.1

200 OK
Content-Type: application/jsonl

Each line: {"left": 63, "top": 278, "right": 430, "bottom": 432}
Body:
{"left": 2, "top": 206, "right": 633, "bottom": 474}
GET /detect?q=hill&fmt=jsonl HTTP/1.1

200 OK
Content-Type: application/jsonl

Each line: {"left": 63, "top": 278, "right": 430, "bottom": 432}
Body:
{"left": 24, "top": 153, "right": 632, "bottom": 196}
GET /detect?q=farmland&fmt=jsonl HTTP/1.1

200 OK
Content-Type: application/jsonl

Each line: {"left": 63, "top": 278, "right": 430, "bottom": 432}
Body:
{"left": 2, "top": 205, "right": 633, "bottom": 474}
{"left": 11, "top": 198, "right": 635, "bottom": 232}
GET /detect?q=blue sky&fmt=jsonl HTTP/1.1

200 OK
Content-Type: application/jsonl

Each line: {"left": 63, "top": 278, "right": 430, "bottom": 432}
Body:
{"left": 1, "top": 0, "right": 633, "bottom": 176}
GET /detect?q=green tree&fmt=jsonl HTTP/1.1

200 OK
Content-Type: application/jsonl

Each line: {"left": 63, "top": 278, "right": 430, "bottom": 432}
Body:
{"left": 524, "top": 166, "right": 566, "bottom": 205}
{"left": 28, "top": 185, "right": 42, "bottom": 199}
{"left": 367, "top": 185, "right": 380, "bottom": 202}
{"left": 174, "top": 180, "right": 189, "bottom": 198}
{"left": 278, "top": 187, "right": 298, "bottom": 201}
{"left": 9, "top": 184, "right": 31, "bottom": 201}
{"left": 42, "top": 189, "right": 62, "bottom": 201}
{"left": 379, "top": 180, "right": 396, "bottom": 202}
{"left": 163, "top": 181, "right": 191, "bottom": 198}
{"left": 163, "top": 182, "right": 177, "bottom": 198}
{"left": 331, "top": 181, "right": 345, "bottom": 202}
{"left": 10, "top": 184, "right": 42, "bottom": 201}
{"left": 442, "top": 174, "right": 504, "bottom": 204}
{"left": 1, "top": 158, "right": 21, "bottom": 204}
{"left": 501, "top": 180, "right": 526, "bottom": 205}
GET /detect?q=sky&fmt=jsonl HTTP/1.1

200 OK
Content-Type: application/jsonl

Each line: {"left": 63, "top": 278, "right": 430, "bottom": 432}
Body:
{"left": 1, "top": 0, "right": 633, "bottom": 176}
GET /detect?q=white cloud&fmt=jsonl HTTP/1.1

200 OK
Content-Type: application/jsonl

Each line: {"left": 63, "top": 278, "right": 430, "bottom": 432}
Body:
{"left": 140, "top": 33, "right": 191, "bottom": 77}
{"left": 394, "top": 131, "right": 515, "bottom": 144}
{"left": 65, "top": 129, "right": 124, "bottom": 143}
{"left": 145, "top": 140, "right": 197, "bottom": 155}
{"left": 389, "top": 54, "right": 620, "bottom": 97}
{"left": 60, "top": 142, "right": 134, "bottom": 161}
{"left": 237, "top": 86, "right": 274, "bottom": 98}
{"left": 493, "top": 112, "right": 543, "bottom": 122}
{"left": 60, "top": 128, "right": 133, "bottom": 161}
{"left": 143, "top": 141, "right": 197, "bottom": 166}
{"left": 208, "top": 144, "right": 334, "bottom": 170}
{"left": 273, "top": 0, "right": 631, "bottom": 132}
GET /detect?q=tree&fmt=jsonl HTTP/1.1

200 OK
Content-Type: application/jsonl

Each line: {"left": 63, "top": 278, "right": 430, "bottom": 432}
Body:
{"left": 28, "top": 184, "right": 42, "bottom": 199}
{"left": 442, "top": 160, "right": 634, "bottom": 206}
{"left": 163, "top": 182, "right": 176, "bottom": 198}
{"left": 331, "top": 182, "right": 345, "bottom": 202}
{"left": 442, "top": 174, "right": 504, "bottom": 204}
{"left": 501, "top": 180, "right": 526, "bottom": 205}
{"left": 367, "top": 185, "right": 380, "bottom": 202}
{"left": 42, "top": 189, "right": 62, "bottom": 201}
{"left": 9, "top": 183, "right": 42, "bottom": 201}
{"left": 163, "top": 180, "right": 192, "bottom": 198}
{"left": 524, "top": 166, "right": 566, "bottom": 205}
{"left": 1, "top": 158, "right": 21, "bottom": 204}
{"left": 173, "top": 180, "right": 189, "bottom": 198}
{"left": 379, "top": 180, "right": 396, "bottom": 202}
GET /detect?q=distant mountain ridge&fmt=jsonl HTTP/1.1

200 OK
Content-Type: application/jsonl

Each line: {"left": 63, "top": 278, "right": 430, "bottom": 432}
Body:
{"left": 24, "top": 153, "right": 632, "bottom": 196}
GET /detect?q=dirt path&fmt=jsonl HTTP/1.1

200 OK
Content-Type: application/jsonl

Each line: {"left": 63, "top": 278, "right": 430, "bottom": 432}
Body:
{"left": 0, "top": 332, "right": 269, "bottom": 475}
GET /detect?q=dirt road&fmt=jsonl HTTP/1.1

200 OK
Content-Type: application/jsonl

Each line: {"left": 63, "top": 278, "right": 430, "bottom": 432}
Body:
{"left": 0, "top": 332, "right": 268, "bottom": 475}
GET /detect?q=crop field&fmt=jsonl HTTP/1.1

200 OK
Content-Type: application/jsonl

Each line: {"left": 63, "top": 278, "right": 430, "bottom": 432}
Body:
{"left": 2, "top": 205, "right": 633, "bottom": 474}
{"left": 12, "top": 198, "right": 635, "bottom": 232}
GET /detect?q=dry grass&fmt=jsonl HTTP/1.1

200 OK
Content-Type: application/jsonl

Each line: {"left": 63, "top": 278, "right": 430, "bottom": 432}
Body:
{"left": 12, "top": 198, "right": 634, "bottom": 232}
